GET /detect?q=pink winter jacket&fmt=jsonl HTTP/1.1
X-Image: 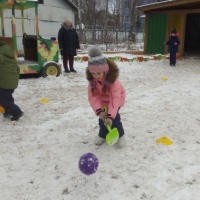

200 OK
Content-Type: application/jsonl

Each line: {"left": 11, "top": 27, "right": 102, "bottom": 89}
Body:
{"left": 88, "top": 79, "right": 126, "bottom": 119}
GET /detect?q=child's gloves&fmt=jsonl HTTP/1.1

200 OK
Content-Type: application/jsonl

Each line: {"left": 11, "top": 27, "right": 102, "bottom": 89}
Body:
{"left": 174, "top": 42, "right": 178, "bottom": 45}
{"left": 99, "top": 112, "right": 106, "bottom": 121}
{"left": 104, "top": 118, "right": 113, "bottom": 127}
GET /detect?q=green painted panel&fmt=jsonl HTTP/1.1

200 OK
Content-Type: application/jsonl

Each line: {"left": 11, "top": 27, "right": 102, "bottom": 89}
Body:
{"left": 146, "top": 13, "right": 167, "bottom": 54}
{"left": 19, "top": 64, "right": 41, "bottom": 74}
{"left": 0, "top": 0, "right": 36, "bottom": 10}
{"left": 37, "top": 36, "right": 59, "bottom": 66}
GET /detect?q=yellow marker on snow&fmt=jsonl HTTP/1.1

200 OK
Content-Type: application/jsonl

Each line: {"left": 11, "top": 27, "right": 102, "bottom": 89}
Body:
{"left": 161, "top": 77, "right": 168, "bottom": 81}
{"left": 156, "top": 136, "right": 173, "bottom": 146}
{"left": 39, "top": 98, "right": 49, "bottom": 103}
{"left": 0, "top": 106, "right": 5, "bottom": 113}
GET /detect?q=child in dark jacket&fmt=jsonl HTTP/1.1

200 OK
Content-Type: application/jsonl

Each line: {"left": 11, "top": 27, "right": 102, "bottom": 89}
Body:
{"left": 164, "top": 28, "right": 181, "bottom": 67}
{"left": 0, "top": 41, "right": 23, "bottom": 121}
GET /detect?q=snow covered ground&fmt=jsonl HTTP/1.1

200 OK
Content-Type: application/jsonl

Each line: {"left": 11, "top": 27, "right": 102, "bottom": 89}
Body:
{"left": 1, "top": 54, "right": 200, "bottom": 200}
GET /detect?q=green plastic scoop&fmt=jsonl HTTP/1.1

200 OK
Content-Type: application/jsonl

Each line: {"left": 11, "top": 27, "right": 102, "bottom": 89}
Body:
{"left": 106, "top": 124, "right": 119, "bottom": 146}
{"left": 103, "top": 107, "right": 119, "bottom": 146}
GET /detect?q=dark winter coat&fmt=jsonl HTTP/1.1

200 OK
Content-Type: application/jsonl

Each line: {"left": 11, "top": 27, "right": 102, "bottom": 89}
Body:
{"left": 165, "top": 36, "right": 180, "bottom": 52}
{"left": 0, "top": 42, "right": 20, "bottom": 89}
{"left": 58, "top": 23, "right": 80, "bottom": 56}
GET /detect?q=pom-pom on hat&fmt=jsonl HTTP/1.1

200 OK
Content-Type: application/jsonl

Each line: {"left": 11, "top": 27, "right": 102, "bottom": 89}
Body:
{"left": 88, "top": 46, "right": 109, "bottom": 73}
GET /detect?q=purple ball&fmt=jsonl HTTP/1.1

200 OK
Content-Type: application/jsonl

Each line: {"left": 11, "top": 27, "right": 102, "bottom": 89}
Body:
{"left": 79, "top": 153, "right": 99, "bottom": 175}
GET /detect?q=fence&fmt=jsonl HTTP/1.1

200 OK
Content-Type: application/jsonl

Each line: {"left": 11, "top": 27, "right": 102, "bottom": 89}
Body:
{"left": 76, "top": 25, "right": 144, "bottom": 51}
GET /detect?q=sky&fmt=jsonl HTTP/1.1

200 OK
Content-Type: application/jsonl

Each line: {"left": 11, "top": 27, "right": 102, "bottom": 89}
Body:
{"left": 0, "top": 53, "right": 200, "bottom": 200}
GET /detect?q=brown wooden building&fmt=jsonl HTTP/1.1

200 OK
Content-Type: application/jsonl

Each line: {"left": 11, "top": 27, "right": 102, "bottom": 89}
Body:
{"left": 138, "top": 0, "right": 200, "bottom": 56}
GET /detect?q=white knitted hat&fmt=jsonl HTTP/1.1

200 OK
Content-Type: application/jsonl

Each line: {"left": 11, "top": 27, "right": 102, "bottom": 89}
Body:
{"left": 88, "top": 46, "right": 109, "bottom": 73}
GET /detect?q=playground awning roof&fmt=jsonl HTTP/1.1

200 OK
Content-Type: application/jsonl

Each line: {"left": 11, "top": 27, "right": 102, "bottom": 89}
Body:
{"left": 64, "top": 0, "right": 78, "bottom": 10}
{"left": 137, "top": 0, "right": 200, "bottom": 14}
{"left": 0, "top": 1, "right": 78, "bottom": 10}
{"left": 0, "top": 1, "right": 38, "bottom": 10}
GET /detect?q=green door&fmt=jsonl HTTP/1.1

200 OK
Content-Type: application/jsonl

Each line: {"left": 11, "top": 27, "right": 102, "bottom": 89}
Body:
{"left": 146, "top": 13, "right": 167, "bottom": 54}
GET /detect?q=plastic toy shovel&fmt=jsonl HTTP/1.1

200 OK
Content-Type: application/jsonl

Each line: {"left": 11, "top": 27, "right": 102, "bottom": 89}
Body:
{"left": 106, "top": 124, "right": 119, "bottom": 146}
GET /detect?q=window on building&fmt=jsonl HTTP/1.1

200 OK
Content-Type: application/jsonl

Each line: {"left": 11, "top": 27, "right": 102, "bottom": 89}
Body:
{"left": 124, "top": 1, "right": 130, "bottom": 8}
{"left": 38, "top": 0, "right": 44, "bottom": 4}
{"left": 125, "top": 16, "right": 129, "bottom": 23}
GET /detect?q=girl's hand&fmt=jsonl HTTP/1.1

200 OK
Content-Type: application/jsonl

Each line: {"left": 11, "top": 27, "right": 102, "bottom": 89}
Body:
{"left": 99, "top": 112, "right": 106, "bottom": 121}
{"left": 104, "top": 118, "right": 113, "bottom": 127}
{"left": 174, "top": 42, "right": 178, "bottom": 45}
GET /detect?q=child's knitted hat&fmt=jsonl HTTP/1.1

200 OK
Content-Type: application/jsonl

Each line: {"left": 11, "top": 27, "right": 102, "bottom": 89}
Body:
{"left": 171, "top": 28, "right": 177, "bottom": 34}
{"left": 88, "top": 46, "right": 109, "bottom": 73}
{"left": 170, "top": 28, "right": 179, "bottom": 36}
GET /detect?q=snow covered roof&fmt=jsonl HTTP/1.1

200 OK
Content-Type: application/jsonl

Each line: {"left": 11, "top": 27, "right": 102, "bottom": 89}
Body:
{"left": 64, "top": 0, "right": 78, "bottom": 10}
{"left": 137, "top": 0, "right": 200, "bottom": 13}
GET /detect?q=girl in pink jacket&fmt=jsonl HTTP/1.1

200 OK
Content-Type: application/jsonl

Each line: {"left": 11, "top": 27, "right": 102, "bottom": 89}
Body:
{"left": 86, "top": 46, "right": 126, "bottom": 147}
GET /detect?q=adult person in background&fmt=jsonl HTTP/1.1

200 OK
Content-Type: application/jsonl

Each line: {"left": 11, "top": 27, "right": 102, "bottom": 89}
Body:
{"left": 58, "top": 19, "right": 80, "bottom": 74}
{"left": 0, "top": 41, "right": 23, "bottom": 121}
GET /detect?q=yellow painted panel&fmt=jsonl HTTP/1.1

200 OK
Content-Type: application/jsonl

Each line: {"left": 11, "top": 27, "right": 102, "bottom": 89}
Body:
{"left": 168, "top": 13, "right": 182, "bottom": 33}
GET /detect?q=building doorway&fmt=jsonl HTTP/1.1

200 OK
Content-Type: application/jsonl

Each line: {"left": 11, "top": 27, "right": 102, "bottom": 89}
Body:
{"left": 184, "top": 13, "right": 200, "bottom": 56}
